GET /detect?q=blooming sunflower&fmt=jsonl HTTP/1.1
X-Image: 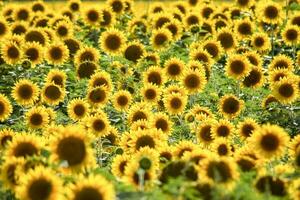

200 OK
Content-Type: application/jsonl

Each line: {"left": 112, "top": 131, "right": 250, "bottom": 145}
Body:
{"left": 143, "top": 66, "right": 165, "bottom": 86}
{"left": 0, "top": 128, "right": 15, "bottom": 149}
{"left": 12, "top": 79, "right": 39, "bottom": 106}
{"left": 0, "top": 94, "right": 13, "bottom": 122}
{"left": 272, "top": 77, "right": 299, "bottom": 104}
{"left": 242, "top": 66, "right": 264, "bottom": 88}
{"left": 74, "top": 46, "right": 100, "bottom": 66}
{"left": 45, "top": 42, "right": 69, "bottom": 65}
{"left": 111, "top": 154, "right": 130, "bottom": 178}
{"left": 150, "top": 112, "right": 173, "bottom": 136}
{"left": 41, "top": 83, "right": 65, "bottom": 105}
{"left": 211, "top": 119, "right": 234, "bottom": 139}
{"left": 257, "top": 1, "right": 282, "bottom": 25}
{"left": 150, "top": 28, "right": 172, "bottom": 50}
{"left": 67, "top": 98, "right": 90, "bottom": 121}
{"left": 164, "top": 57, "right": 185, "bottom": 80}
{"left": 23, "top": 42, "right": 44, "bottom": 67}
{"left": 281, "top": 24, "right": 300, "bottom": 46}
{"left": 212, "top": 138, "right": 233, "bottom": 157}
{"left": 225, "top": 54, "right": 251, "bottom": 80}
{"left": 235, "top": 18, "right": 254, "bottom": 39}
{"left": 181, "top": 68, "right": 207, "bottom": 94}
{"left": 141, "top": 83, "right": 161, "bottom": 104}
{"left": 127, "top": 102, "right": 152, "bottom": 124}
{"left": 54, "top": 20, "right": 73, "bottom": 39}
{"left": 1, "top": 41, "right": 23, "bottom": 65}
{"left": 216, "top": 28, "right": 236, "bottom": 52}
{"left": 82, "top": 7, "right": 101, "bottom": 27}
{"left": 123, "top": 41, "right": 145, "bottom": 63}
{"left": 112, "top": 90, "right": 132, "bottom": 112}
{"left": 269, "top": 54, "right": 294, "bottom": 71}
{"left": 163, "top": 92, "right": 187, "bottom": 115}
{"left": 86, "top": 113, "right": 111, "bottom": 137}
{"left": 46, "top": 69, "right": 67, "bottom": 88}
{"left": 100, "top": 6, "right": 116, "bottom": 28}
{"left": 129, "top": 129, "right": 165, "bottom": 152}
{"left": 219, "top": 94, "right": 244, "bottom": 118}
{"left": 196, "top": 119, "right": 216, "bottom": 146}
{"left": 237, "top": 118, "right": 259, "bottom": 140}
{"left": 86, "top": 86, "right": 109, "bottom": 107}
{"left": 76, "top": 61, "right": 98, "bottom": 79}
{"left": 26, "top": 106, "right": 49, "bottom": 129}
{"left": 0, "top": 18, "right": 9, "bottom": 39}
{"left": 99, "top": 28, "right": 126, "bottom": 55}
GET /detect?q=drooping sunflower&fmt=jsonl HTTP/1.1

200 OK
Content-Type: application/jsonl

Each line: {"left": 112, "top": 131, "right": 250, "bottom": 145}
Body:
{"left": 216, "top": 28, "right": 236, "bottom": 52}
{"left": 12, "top": 79, "right": 39, "bottom": 106}
{"left": 0, "top": 94, "right": 13, "bottom": 122}
{"left": 143, "top": 66, "right": 165, "bottom": 86}
{"left": 181, "top": 68, "right": 207, "bottom": 94}
{"left": 41, "top": 83, "right": 65, "bottom": 105}
{"left": 99, "top": 28, "right": 126, "bottom": 55}
{"left": 272, "top": 77, "right": 299, "bottom": 104}
{"left": 112, "top": 90, "right": 132, "bottom": 112}
{"left": 26, "top": 106, "right": 49, "bottom": 129}
{"left": 67, "top": 98, "right": 90, "bottom": 121}
{"left": 45, "top": 42, "right": 69, "bottom": 65}
{"left": 50, "top": 125, "right": 95, "bottom": 170}
{"left": 15, "top": 166, "right": 63, "bottom": 200}
{"left": 123, "top": 41, "right": 145, "bottom": 63}
{"left": 150, "top": 28, "right": 172, "bottom": 50}
{"left": 5, "top": 133, "right": 42, "bottom": 158}
{"left": 219, "top": 94, "right": 244, "bottom": 118}
{"left": 74, "top": 46, "right": 100, "bottom": 66}
{"left": 249, "top": 124, "right": 289, "bottom": 159}
{"left": 257, "top": 1, "right": 282, "bottom": 25}
{"left": 86, "top": 113, "right": 111, "bottom": 137}
{"left": 281, "top": 24, "right": 300, "bottom": 46}
{"left": 82, "top": 7, "right": 101, "bottom": 27}
{"left": 1, "top": 41, "right": 23, "bottom": 65}
{"left": 54, "top": 20, "right": 73, "bottom": 39}
{"left": 46, "top": 69, "right": 67, "bottom": 88}
{"left": 76, "top": 61, "right": 98, "bottom": 79}
{"left": 111, "top": 154, "right": 130, "bottom": 178}
{"left": 164, "top": 92, "right": 187, "bottom": 115}
{"left": 242, "top": 66, "right": 264, "bottom": 88}
{"left": 141, "top": 83, "right": 161, "bottom": 104}
{"left": 67, "top": 175, "right": 115, "bottom": 200}
{"left": 87, "top": 86, "right": 109, "bottom": 107}
{"left": 23, "top": 42, "right": 44, "bottom": 67}
{"left": 164, "top": 57, "right": 185, "bottom": 80}
{"left": 150, "top": 112, "right": 173, "bottom": 136}
{"left": 100, "top": 6, "right": 116, "bottom": 28}
{"left": 225, "top": 54, "right": 251, "bottom": 80}
{"left": 211, "top": 119, "right": 234, "bottom": 139}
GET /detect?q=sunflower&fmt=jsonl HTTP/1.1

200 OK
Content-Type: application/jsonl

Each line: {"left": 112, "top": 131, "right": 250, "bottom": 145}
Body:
{"left": 23, "top": 42, "right": 44, "bottom": 67}
{"left": 216, "top": 28, "right": 236, "bottom": 52}
{"left": 196, "top": 119, "right": 215, "bottom": 145}
{"left": 131, "top": 119, "right": 150, "bottom": 131}
{"left": 87, "top": 86, "right": 109, "bottom": 107}
{"left": 182, "top": 149, "right": 210, "bottom": 165}
{"left": 54, "top": 20, "right": 73, "bottom": 39}
{"left": 272, "top": 77, "right": 299, "bottom": 104}
{"left": 46, "top": 69, "right": 67, "bottom": 88}
{"left": 86, "top": 113, "right": 110, "bottom": 137}
{"left": 242, "top": 67, "right": 264, "bottom": 88}
{"left": 190, "top": 48, "right": 213, "bottom": 68}
{"left": 82, "top": 7, "right": 101, "bottom": 26}
{"left": 64, "top": 37, "right": 81, "bottom": 56}
{"left": 262, "top": 94, "right": 279, "bottom": 109}
{"left": 50, "top": 125, "right": 95, "bottom": 170}
{"left": 237, "top": 118, "right": 259, "bottom": 140}
{"left": 108, "top": 0, "right": 125, "bottom": 14}
{"left": 181, "top": 68, "right": 207, "bottom": 94}
{"left": 103, "top": 127, "right": 119, "bottom": 146}
{"left": 211, "top": 119, "right": 234, "bottom": 139}
{"left": 67, "top": 98, "right": 89, "bottom": 121}
{"left": 0, "top": 18, "right": 9, "bottom": 39}
{"left": 67, "top": 175, "right": 115, "bottom": 200}
{"left": 212, "top": 138, "right": 233, "bottom": 157}
{"left": 249, "top": 124, "right": 289, "bottom": 159}
{"left": 134, "top": 147, "right": 160, "bottom": 171}
{"left": 5, "top": 133, "right": 42, "bottom": 158}
{"left": 289, "top": 135, "right": 300, "bottom": 157}
{"left": 191, "top": 105, "right": 214, "bottom": 121}
{"left": 100, "top": 28, "right": 126, "bottom": 55}
{"left": 127, "top": 102, "right": 151, "bottom": 124}
{"left": 141, "top": 83, "right": 161, "bottom": 104}
{"left": 41, "top": 83, "right": 65, "bottom": 105}
{"left": 281, "top": 25, "right": 300, "bottom": 46}
{"left": 100, "top": 7, "right": 116, "bottom": 28}
{"left": 163, "top": 19, "right": 183, "bottom": 41}
{"left": 0, "top": 94, "right": 13, "bottom": 122}
{"left": 45, "top": 42, "right": 69, "bottom": 65}
{"left": 149, "top": 2, "right": 165, "bottom": 14}
{"left": 219, "top": 94, "right": 244, "bottom": 118}
{"left": 12, "top": 79, "right": 39, "bottom": 106}
{"left": 68, "top": 0, "right": 81, "bottom": 12}
{"left": 76, "top": 61, "right": 98, "bottom": 79}
{"left": 164, "top": 92, "right": 187, "bottom": 115}
{"left": 164, "top": 57, "right": 185, "bottom": 80}
{"left": 236, "top": 0, "right": 254, "bottom": 9}
{"left": 74, "top": 46, "right": 100, "bottom": 66}
{"left": 24, "top": 28, "right": 48, "bottom": 46}
{"left": 235, "top": 18, "right": 254, "bottom": 39}
{"left": 111, "top": 154, "right": 130, "bottom": 178}
{"left": 173, "top": 140, "right": 198, "bottom": 158}
{"left": 0, "top": 128, "right": 15, "bottom": 149}
{"left": 14, "top": 6, "right": 31, "bottom": 21}
{"left": 150, "top": 28, "right": 172, "bottom": 50}
{"left": 200, "top": 4, "right": 215, "bottom": 19}
{"left": 129, "top": 129, "right": 165, "bottom": 152}
{"left": 199, "top": 156, "right": 239, "bottom": 189}
{"left": 31, "top": 1, "right": 47, "bottom": 12}
{"left": 188, "top": 0, "right": 200, "bottom": 7}
{"left": 268, "top": 68, "right": 292, "bottom": 86}
{"left": 112, "top": 90, "right": 132, "bottom": 112}
{"left": 143, "top": 66, "right": 165, "bottom": 86}
{"left": 11, "top": 21, "right": 28, "bottom": 35}
{"left": 225, "top": 54, "right": 251, "bottom": 80}
{"left": 123, "top": 41, "right": 145, "bottom": 63}
{"left": 1, "top": 41, "right": 23, "bottom": 65}
{"left": 202, "top": 39, "right": 223, "bottom": 61}
{"left": 26, "top": 106, "right": 49, "bottom": 129}
{"left": 269, "top": 54, "right": 294, "bottom": 71}
{"left": 152, "top": 12, "right": 172, "bottom": 29}
{"left": 150, "top": 112, "right": 173, "bottom": 135}
{"left": 15, "top": 166, "right": 63, "bottom": 200}
{"left": 257, "top": 1, "right": 282, "bottom": 25}
{"left": 289, "top": 179, "right": 300, "bottom": 200}
{"left": 254, "top": 172, "right": 287, "bottom": 197}
{"left": 34, "top": 16, "right": 49, "bottom": 28}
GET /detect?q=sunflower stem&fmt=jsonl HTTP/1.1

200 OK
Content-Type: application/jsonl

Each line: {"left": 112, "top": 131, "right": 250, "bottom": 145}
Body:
{"left": 138, "top": 169, "right": 145, "bottom": 191}
{"left": 270, "top": 26, "right": 275, "bottom": 58}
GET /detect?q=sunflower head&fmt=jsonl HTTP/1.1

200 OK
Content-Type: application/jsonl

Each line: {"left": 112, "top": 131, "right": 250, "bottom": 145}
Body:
{"left": 0, "top": 94, "right": 13, "bottom": 122}
{"left": 100, "top": 28, "right": 126, "bottom": 55}
{"left": 219, "top": 94, "right": 244, "bottom": 118}
{"left": 151, "top": 28, "right": 172, "bottom": 50}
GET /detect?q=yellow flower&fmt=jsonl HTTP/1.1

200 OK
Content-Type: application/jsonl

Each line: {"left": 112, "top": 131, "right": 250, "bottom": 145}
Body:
{"left": 12, "top": 79, "right": 39, "bottom": 106}
{"left": 0, "top": 94, "right": 13, "bottom": 122}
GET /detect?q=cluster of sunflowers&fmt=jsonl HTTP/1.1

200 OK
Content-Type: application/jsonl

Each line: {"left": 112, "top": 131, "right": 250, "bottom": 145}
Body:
{"left": 0, "top": 0, "right": 299, "bottom": 199}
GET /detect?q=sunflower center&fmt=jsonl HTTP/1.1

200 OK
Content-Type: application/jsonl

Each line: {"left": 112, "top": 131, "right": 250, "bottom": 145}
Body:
{"left": 18, "top": 84, "right": 33, "bottom": 99}
{"left": 112, "top": 1, "right": 123, "bottom": 13}
{"left": 80, "top": 51, "right": 95, "bottom": 62}
{"left": 154, "top": 33, "right": 168, "bottom": 46}
{"left": 0, "top": 22, "right": 6, "bottom": 35}
{"left": 238, "top": 23, "right": 251, "bottom": 35}
{"left": 170, "top": 97, "right": 182, "bottom": 109}
{"left": 254, "top": 37, "right": 264, "bottom": 47}
{"left": 8, "top": 46, "right": 20, "bottom": 59}
{"left": 145, "top": 89, "right": 156, "bottom": 100}
{"left": 148, "top": 72, "right": 162, "bottom": 85}
{"left": 57, "top": 136, "right": 86, "bottom": 166}
{"left": 88, "top": 10, "right": 99, "bottom": 22}
{"left": 260, "top": 133, "right": 279, "bottom": 151}
{"left": 14, "top": 142, "right": 38, "bottom": 157}
{"left": 45, "top": 85, "right": 61, "bottom": 100}
{"left": 187, "top": 15, "right": 199, "bottom": 26}
{"left": 30, "top": 113, "right": 43, "bottom": 126}
{"left": 202, "top": 7, "right": 213, "bottom": 18}
{"left": 1, "top": 135, "right": 12, "bottom": 146}
{"left": 25, "top": 31, "right": 45, "bottom": 45}
{"left": 185, "top": 74, "right": 200, "bottom": 88}
{"left": 222, "top": 97, "right": 239, "bottom": 114}
{"left": 204, "top": 43, "right": 218, "bottom": 58}
{"left": 119, "top": 161, "right": 127, "bottom": 174}
{"left": 286, "top": 29, "right": 298, "bottom": 41}
{"left": 217, "top": 125, "right": 230, "bottom": 137}
{"left": 70, "top": 3, "right": 79, "bottom": 11}
{"left": 155, "top": 119, "right": 168, "bottom": 131}
{"left": 237, "top": 0, "right": 249, "bottom": 6}
{"left": 292, "top": 16, "right": 300, "bottom": 26}
{"left": 13, "top": 25, "right": 26, "bottom": 35}
{"left": 255, "top": 176, "right": 286, "bottom": 197}
{"left": 243, "top": 70, "right": 261, "bottom": 87}
{"left": 156, "top": 17, "right": 170, "bottom": 29}
{"left": 166, "top": 24, "right": 178, "bottom": 36}
{"left": 189, "top": 0, "right": 198, "bottom": 6}
{"left": 101, "top": 10, "right": 112, "bottom": 26}
{"left": 237, "top": 158, "right": 255, "bottom": 172}
{"left": 17, "top": 9, "right": 29, "bottom": 20}
{"left": 132, "top": 111, "right": 147, "bottom": 122}
{"left": 278, "top": 83, "right": 294, "bottom": 97}
{"left": 125, "top": 45, "right": 143, "bottom": 63}
{"left": 74, "top": 104, "right": 85, "bottom": 116}
{"left": 241, "top": 124, "right": 254, "bottom": 137}
{"left": 230, "top": 60, "right": 245, "bottom": 74}
{"left": 32, "top": 3, "right": 44, "bottom": 12}
{"left": 105, "top": 34, "right": 121, "bottom": 51}
{"left": 168, "top": 63, "right": 181, "bottom": 76}
{"left": 274, "top": 60, "right": 288, "bottom": 69}
{"left": 74, "top": 187, "right": 103, "bottom": 200}
{"left": 117, "top": 95, "right": 129, "bottom": 106}
{"left": 200, "top": 125, "right": 213, "bottom": 142}
{"left": 265, "top": 6, "right": 279, "bottom": 19}
{"left": 217, "top": 144, "right": 228, "bottom": 156}
{"left": 89, "top": 88, "right": 106, "bottom": 103}
{"left": 26, "top": 48, "right": 39, "bottom": 61}
{"left": 50, "top": 47, "right": 63, "bottom": 60}
{"left": 93, "top": 119, "right": 105, "bottom": 132}
{"left": 28, "top": 178, "right": 53, "bottom": 200}
{"left": 57, "top": 26, "right": 68, "bottom": 36}
{"left": 218, "top": 32, "right": 234, "bottom": 49}
{"left": 136, "top": 135, "right": 155, "bottom": 150}
{"left": 77, "top": 62, "right": 97, "bottom": 79}
{"left": 64, "top": 39, "right": 80, "bottom": 55}
{"left": 207, "top": 161, "right": 232, "bottom": 183}
{"left": 0, "top": 101, "right": 4, "bottom": 115}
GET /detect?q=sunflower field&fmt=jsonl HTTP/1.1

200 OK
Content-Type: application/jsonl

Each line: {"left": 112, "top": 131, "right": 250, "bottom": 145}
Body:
{"left": 0, "top": 0, "right": 300, "bottom": 199}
